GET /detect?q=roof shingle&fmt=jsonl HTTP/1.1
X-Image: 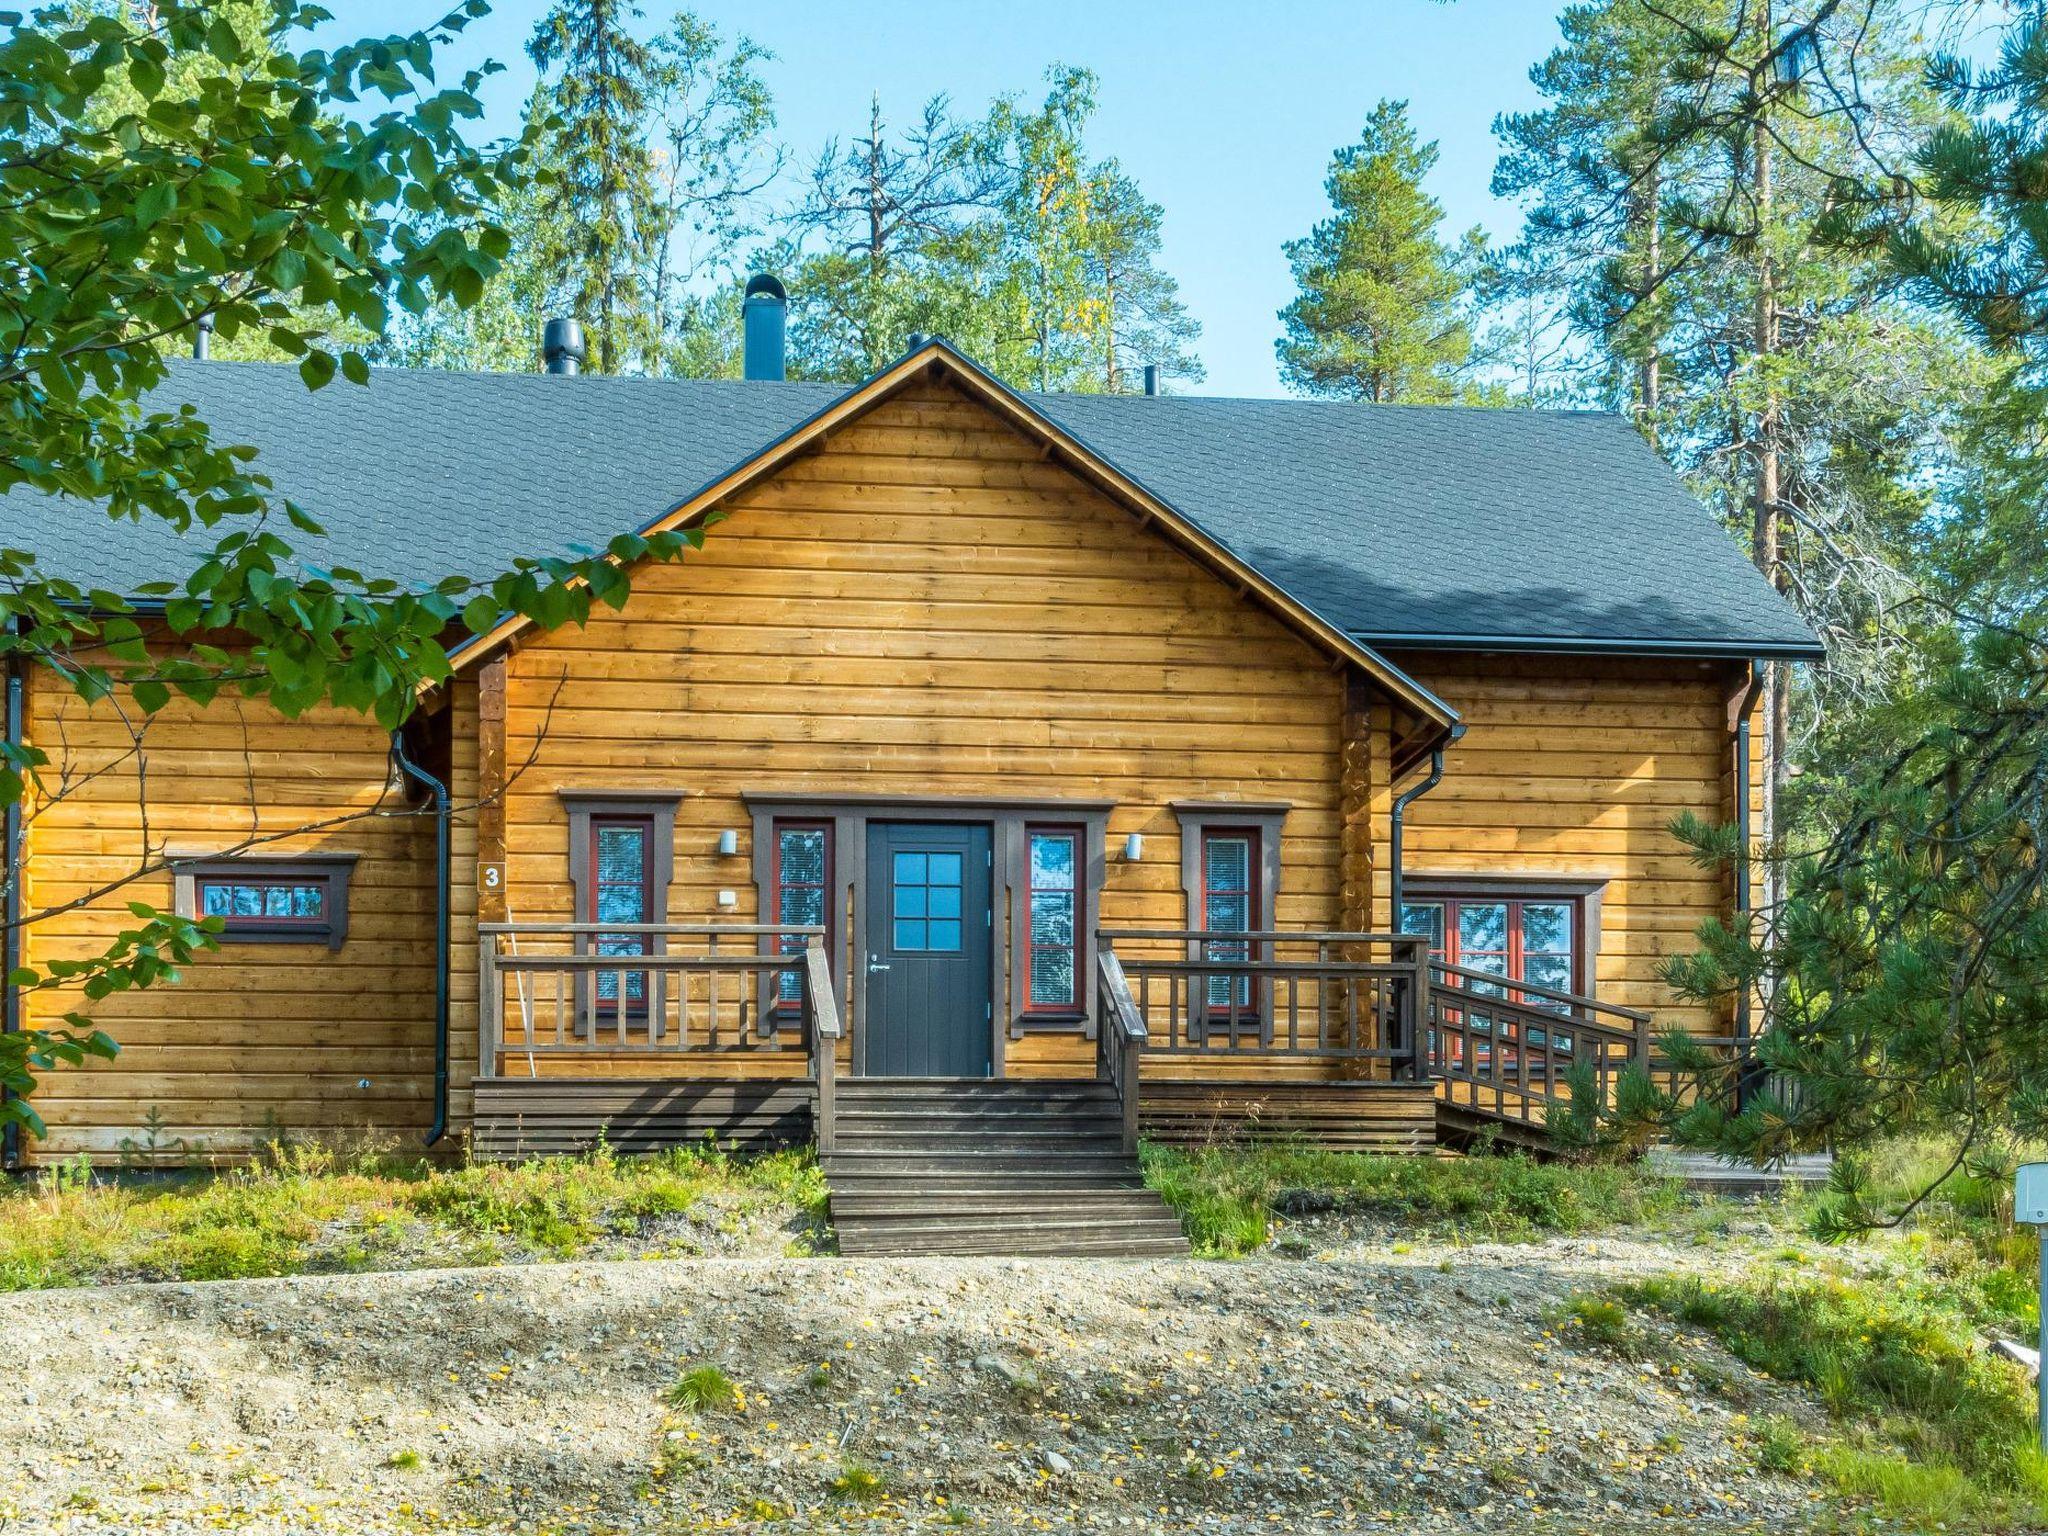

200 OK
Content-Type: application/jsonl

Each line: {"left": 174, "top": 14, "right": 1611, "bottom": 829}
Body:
{"left": 0, "top": 358, "right": 1819, "bottom": 657}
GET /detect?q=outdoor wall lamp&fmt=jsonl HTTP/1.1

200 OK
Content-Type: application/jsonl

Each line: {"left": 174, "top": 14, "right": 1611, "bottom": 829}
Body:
{"left": 1123, "top": 832, "right": 1144, "bottom": 861}
{"left": 716, "top": 829, "right": 739, "bottom": 856}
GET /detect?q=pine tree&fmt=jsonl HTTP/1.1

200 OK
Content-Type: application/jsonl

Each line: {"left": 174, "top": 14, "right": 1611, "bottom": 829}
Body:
{"left": 527, "top": 0, "right": 669, "bottom": 374}
{"left": 1276, "top": 100, "right": 1479, "bottom": 403}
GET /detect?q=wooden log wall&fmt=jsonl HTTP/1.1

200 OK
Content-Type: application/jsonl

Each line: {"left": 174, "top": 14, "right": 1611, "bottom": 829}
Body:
{"left": 17, "top": 645, "right": 442, "bottom": 1163}
{"left": 1387, "top": 651, "right": 1753, "bottom": 1038}
{"left": 489, "top": 379, "right": 1371, "bottom": 1084}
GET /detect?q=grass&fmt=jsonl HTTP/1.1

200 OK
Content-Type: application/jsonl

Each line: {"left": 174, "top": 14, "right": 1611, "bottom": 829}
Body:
{"left": 665, "top": 1363, "right": 741, "bottom": 1412}
{"left": 828, "top": 1461, "right": 887, "bottom": 1503}
{"left": 1620, "top": 1267, "right": 2048, "bottom": 1529}
{"left": 1140, "top": 1139, "right": 1693, "bottom": 1256}
{"left": 0, "top": 1137, "right": 826, "bottom": 1289}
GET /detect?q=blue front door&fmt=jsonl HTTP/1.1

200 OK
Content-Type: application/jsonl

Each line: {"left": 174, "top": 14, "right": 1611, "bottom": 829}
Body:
{"left": 863, "top": 822, "right": 994, "bottom": 1076}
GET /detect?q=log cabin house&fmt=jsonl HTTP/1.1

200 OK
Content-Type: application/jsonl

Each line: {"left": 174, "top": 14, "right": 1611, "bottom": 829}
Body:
{"left": 0, "top": 282, "right": 1818, "bottom": 1251}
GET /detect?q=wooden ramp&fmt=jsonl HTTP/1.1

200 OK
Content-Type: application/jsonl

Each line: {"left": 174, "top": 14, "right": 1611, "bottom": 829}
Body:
{"left": 823, "top": 1079, "right": 1189, "bottom": 1258}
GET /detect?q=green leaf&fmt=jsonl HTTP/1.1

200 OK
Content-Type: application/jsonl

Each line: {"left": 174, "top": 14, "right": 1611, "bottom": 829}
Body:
{"left": 299, "top": 351, "right": 336, "bottom": 391}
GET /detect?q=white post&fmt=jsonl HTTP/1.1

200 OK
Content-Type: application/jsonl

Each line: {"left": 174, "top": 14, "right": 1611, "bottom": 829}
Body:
{"left": 2016, "top": 1163, "right": 2048, "bottom": 1451}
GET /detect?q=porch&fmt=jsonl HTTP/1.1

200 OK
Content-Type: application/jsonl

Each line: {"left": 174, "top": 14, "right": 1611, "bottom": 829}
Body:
{"left": 470, "top": 922, "right": 1658, "bottom": 1161}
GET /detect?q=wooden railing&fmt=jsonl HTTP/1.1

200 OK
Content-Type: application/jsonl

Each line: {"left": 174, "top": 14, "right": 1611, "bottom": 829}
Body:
{"left": 1096, "top": 950, "right": 1148, "bottom": 1153}
{"left": 1428, "top": 960, "right": 1651, "bottom": 1130}
{"left": 1097, "top": 929, "right": 1431, "bottom": 1080}
{"left": 478, "top": 923, "right": 830, "bottom": 1074}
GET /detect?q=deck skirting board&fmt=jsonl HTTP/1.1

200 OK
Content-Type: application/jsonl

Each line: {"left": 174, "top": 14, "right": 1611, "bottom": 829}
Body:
{"left": 1137, "top": 1080, "right": 1437, "bottom": 1152}
{"left": 472, "top": 1078, "right": 812, "bottom": 1159}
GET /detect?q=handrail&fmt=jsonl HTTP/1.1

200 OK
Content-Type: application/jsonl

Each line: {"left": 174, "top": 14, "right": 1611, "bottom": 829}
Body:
{"left": 1432, "top": 959, "right": 1650, "bottom": 1025}
{"left": 1101, "top": 927, "right": 1428, "bottom": 947}
{"left": 479, "top": 922, "right": 825, "bottom": 937}
{"left": 1427, "top": 960, "right": 1651, "bottom": 1133}
{"left": 477, "top": 923, "right": 833, "bottom": 1075}
{"left": 805, "top": 936, "right": 841, "bottom": 1154}
{"left": 1096, "top": 950, "right": 1147, "bottom": 1153}
{"left": 1099, "top": 928, "right": 1429, "bottom": 1081}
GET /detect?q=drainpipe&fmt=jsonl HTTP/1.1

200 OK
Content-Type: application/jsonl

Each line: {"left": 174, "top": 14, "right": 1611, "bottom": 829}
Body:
{"left": 1389, "top": 723, "right": 1465, "bottom": 921}
{"left": 390, "top": 728, "right": 451, "bottom": 1147}
{"left": 1731, "top": 661, "right": 1765, "bottom": 1111}
{"left": 2, "top": 638, "right": 21, "bottom": 1172}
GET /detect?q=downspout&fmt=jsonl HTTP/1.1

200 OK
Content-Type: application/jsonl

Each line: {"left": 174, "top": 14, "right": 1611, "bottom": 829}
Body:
{"left": 2, "top": 638, "right": 21, "bottom": 1172}
{"left": 1389, "top": 723, "right": 1465, "bottom": 920}
{"left": 390, "top": 728, "right": 451, "bottom": 1147}
{"left": 1730, "top": 661, "right": 1765, "bottom": 1110}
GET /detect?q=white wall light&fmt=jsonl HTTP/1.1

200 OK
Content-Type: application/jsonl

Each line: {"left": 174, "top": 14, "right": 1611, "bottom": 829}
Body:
{"left": 1123, "top": 832, "right": 1144, "bottom": 861}
{"left": 716, "top": 828, "right": 739, "bottom": 857}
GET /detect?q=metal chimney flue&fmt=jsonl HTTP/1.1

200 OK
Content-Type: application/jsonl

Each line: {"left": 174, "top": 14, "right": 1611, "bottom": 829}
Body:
{"left": 543, "top": 318, "right": 586, "bottom": 376}
{"left": 1143, "top": 363, "right": 1159, "bottom": 397}
{"left": 192, "top": 313, "right": 215, "bottom": 362}
{"left": 742, "top": 274, "right": 787, "bottom": 381}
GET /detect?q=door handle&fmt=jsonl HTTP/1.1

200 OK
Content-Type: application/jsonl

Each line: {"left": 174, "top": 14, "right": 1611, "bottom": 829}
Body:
{"left": 867, "top": 955, "right": 892, "bottom": 974}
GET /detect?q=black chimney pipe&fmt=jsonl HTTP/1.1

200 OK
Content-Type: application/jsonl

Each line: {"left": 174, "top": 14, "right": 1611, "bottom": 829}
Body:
{"left": 1143, "top": 363, "right": 1159, "bottom": 397}
{"left": 543, "top": 318, "right": 586, "bottom": 376}
{"left": 742, "top": 275, "right": 787, "bottom": 381}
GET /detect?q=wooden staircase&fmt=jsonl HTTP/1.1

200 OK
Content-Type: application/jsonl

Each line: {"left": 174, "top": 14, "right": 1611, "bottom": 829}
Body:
{"left": 822, "top": 1078, "right": 1190, "bottom": 1257}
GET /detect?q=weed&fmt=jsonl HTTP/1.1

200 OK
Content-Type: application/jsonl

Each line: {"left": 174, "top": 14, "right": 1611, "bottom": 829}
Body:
{"left": 1752, "top": 1415, "right": 1807, "bottom": 1475}
{"left": 829, "top": 1461, "right": 887, "bottom": 1503}
{"left": 387, "top": 1450, "right": 422, "bottom": 1471}
{"left": 1624, "top": 1269, "right": 2048, "bottom": 1527}
{"left": 1555, "top": 1291, "right": 1639, "bottom": 1355}
{"left": 0, "top": 1142, "right": 821, "bottom": 1290}
{"left": 1140, "top": 1141, "right": 1690, "bottom": 1256}
{"left": 806, "top": 1362, "right": 833, "bottom": 1390}
{"left": 665, "top": 1364, "right": 741, "bottom": 1413}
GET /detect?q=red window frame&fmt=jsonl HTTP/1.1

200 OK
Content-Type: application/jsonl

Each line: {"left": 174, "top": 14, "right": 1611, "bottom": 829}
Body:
{"left": 587, "top": 814, "right": 655, "bottom": 1012}
{"left": 1023, "top": 824, "right": 1084, "bottom": 1017}
{"left": 1199, "top": 827, "right": 1260, "bottom": 1015}
{"left": 769, "top": 819, "right": 834, "bottom": 1009}
{"left": 194, "top": 874, "right": 332, "bottom": 935}
{"left": 1401, "top": 893, "right": 1585, "bottom": 999}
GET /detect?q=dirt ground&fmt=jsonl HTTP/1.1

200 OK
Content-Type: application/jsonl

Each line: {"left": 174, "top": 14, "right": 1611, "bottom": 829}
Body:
{"left": 0, "top": 1232, "right": 1835, "bottom": 1535}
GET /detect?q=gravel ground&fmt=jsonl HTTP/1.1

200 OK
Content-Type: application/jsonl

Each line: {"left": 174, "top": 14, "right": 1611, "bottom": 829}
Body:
{"left": 2, "top": 1236, "right": 1834, "bottom": 1535}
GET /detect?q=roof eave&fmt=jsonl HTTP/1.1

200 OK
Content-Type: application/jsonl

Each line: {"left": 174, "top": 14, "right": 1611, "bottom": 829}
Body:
{"left": 1362, "top": 630, "right": 1826, "bottom": 663}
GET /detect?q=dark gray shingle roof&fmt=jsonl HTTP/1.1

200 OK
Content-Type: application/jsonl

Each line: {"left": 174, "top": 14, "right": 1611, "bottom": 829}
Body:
{"left": 0, "top": 357, "right": 1819, "bottom": 657}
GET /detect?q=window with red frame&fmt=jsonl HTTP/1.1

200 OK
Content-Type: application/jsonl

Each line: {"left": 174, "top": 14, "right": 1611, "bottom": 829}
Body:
{"left": 771, "top": 821, "right": 832, "bottom": 1005}
{"left": 1024, "top": 826, "right": 1081, "bottom": 1014}
{"left": 196, "top": 874, "right": 331, "bottom": 936}
{"left": 589, "top": 816, "right": 654, "bottom": 1008}
{"left": 1398, "top": 893, "right": 1582, "bottom": 1001}
{"left": 1200, "top": 828, "right": 1258, "bottom": 1010}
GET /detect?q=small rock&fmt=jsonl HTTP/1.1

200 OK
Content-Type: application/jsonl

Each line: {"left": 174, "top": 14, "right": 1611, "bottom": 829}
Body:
{"left": 1043, "top": 1449, "right": 1073, "bottom": 1477}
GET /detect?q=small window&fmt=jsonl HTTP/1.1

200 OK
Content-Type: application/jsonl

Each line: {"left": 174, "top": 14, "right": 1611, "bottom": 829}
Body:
{"left": 772, "top": 821, "right": 832, "bottom": 1003}
{"left": 174, "top": 855, "right": 355, "bottom": 949}
{"left": 1024, "top": 827, "right": 1081, "bottom": 1013}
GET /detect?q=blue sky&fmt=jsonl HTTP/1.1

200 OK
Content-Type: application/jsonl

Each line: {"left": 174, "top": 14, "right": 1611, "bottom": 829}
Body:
{"left": 345, "top": 0, "right": 1571, "bottom": 397}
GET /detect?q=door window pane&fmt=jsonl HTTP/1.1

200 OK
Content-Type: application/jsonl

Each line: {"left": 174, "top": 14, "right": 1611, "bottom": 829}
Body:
{"left": 1026, "top": 828, "right": 1079, "bottom": 1010}
{"left": 893, "top": 847, "right": 964, "bottom": 953}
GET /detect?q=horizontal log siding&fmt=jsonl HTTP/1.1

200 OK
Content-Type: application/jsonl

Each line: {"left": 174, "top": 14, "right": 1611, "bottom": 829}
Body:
{"left": 1389, "top": 651, "right": 1748, "bottom": 1038}
{"left": 494, "top": 381, "right": 1361, "bottom": 1082}
{"left": 19, "top": 648, "right": 441, "bottom": 1163}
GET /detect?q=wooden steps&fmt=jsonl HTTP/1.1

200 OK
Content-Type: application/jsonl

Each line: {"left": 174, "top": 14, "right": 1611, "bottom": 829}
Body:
{"left": 824, "top": 1078, "right": 1189, "bottom": 1257}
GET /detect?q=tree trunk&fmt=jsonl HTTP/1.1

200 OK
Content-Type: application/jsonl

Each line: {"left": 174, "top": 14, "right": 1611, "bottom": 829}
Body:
{"left": 1750, "top": 2, "right": 1788, "bottom": 987}
{"left": 1636, "top": 162, "right": 1662, "bottom": 431}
